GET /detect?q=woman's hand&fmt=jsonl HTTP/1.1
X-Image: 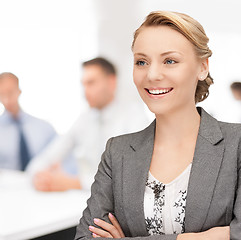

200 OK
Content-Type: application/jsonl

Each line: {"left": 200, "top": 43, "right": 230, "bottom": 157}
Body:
{"left": 89, "top": 213, "right": 125, "bottom": 238}
{"left": 177, "top": 226, "right": 230, "bottom": 240}
{"left": 199, "top": 226, "right": 230, "bottom": 240}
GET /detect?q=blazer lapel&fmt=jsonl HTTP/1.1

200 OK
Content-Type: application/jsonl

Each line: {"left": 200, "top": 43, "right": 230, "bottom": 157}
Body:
{"left": 122, "top": 107, "right": 224, "bottom": 235}
{"left": 184, "top": 107, "right": 225, "bottom": 232}
{"left": 122, "top": 120, "right": 156, "bottom": 237}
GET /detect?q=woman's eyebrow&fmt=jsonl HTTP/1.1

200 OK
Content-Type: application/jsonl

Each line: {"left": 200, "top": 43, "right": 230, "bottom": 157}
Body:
{"left": 133, "top": 53, "right": 148, "bottom": 57}
{"left": 160, "top": 51, "right": 183, "bottom": 56}
{"left": 134, "top": 51, "right": 183, "bottom": 57}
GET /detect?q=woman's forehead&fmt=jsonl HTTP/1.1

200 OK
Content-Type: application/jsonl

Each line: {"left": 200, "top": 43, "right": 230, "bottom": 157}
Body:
{"left": 133, "top": 26, "right": 195, "bottom": 56}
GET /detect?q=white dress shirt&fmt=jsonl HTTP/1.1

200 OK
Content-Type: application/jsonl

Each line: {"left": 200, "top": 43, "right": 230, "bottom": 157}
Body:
{"left": 27, "top": 100, "right": 151, "bottom": 189}
{"left": 144, "top": 163, "right": 192, "bottom": 235}
{"left": 0, "top": 110, "right": 56, "bottom": 170}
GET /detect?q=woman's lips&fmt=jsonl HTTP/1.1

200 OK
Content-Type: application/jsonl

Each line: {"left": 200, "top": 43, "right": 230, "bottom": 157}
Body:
{"left": 144, "top": 87, "right": 173, "bottom": 98}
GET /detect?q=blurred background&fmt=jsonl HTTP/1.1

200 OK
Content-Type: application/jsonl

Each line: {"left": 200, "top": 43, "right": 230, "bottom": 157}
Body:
{"left": 1, "top": 0, "right": 241, "bottom": 134}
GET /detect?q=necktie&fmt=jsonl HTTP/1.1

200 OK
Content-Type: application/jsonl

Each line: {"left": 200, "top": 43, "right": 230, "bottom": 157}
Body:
{"left": 16, "top": 119, "right": 30, "bottom": 171}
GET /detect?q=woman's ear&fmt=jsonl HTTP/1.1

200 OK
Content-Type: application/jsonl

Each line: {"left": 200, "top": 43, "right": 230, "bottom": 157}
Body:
{"left": 198, "top": 58, "right": 209, "bottom": 81}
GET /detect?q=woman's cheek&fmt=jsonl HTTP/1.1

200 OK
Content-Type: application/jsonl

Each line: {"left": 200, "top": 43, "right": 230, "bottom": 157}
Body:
{"left": 133, "top": 73, "right": 143, "bottom": 88}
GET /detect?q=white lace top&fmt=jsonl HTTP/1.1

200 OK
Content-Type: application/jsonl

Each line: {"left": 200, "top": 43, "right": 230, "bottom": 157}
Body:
{"left": 144, "top": 163, "right": 192, "bottom": 235}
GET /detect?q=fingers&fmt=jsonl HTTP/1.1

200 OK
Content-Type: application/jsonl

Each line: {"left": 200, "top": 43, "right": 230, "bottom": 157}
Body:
{"left": 89, "top": 214, "right": 125, "bottom": 238}
{"left": 34, "top": 170, "right": 76, "bottom": 192}
{"left": 33, "top": 171, "right": 51, "bottom": 191}
{"left": 89, "top": 225, "right": 113, "bottom": 238}
{"left": 108, "top": 213, "right": 125, "bottom": 238}
{"left": 94, "top": 218, "right": 121, "bottom": 238}
{"left": 89, "top": 218, "right": 122, "bottom": 238}
{"left": 47, "top": 172, "right": 67, "bottom": 191}
{"left": 48, "top": 162, "right": 62, "bottom": 172}
{"left": 92, "top": 233, "right": 101, "bottom": 238}
{"left": 34, "top": 171, "right": 64, "bottom": 192}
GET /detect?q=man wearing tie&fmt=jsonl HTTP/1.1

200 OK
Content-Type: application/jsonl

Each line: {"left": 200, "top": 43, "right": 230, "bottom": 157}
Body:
{"left": 0, "top": 72, "right": 56, "bottom": 171}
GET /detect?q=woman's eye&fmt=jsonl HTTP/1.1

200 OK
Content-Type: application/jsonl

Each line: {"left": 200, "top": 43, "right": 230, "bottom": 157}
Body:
{"left": 136, "top": 60, "right": 146, "bottom": 66}
{"left": 165, "top": 59, "right": 176, "bottom": 65}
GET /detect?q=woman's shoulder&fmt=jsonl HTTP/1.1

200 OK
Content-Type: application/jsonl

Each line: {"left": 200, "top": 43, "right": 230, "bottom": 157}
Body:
{"left": 218, "top": 120, "right": 241, "bottom": 139}
{"left": 107, "top": 120, "right": 155, "bottom": 153}
{"left": 218, "top": 120, "right": 241, "bottom": 129}
{"left": 199, "top": 107, "right": 241, "bottom": 141}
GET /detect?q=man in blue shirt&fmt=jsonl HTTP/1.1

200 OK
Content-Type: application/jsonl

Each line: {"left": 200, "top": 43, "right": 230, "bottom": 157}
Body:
{"left": 0, "top": 72, "right": 56, "bottom": 171}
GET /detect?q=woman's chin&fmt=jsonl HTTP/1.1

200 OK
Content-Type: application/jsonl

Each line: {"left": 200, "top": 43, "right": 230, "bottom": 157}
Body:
{"left": 146, "top": 104, "right": 171, "bottom": 116}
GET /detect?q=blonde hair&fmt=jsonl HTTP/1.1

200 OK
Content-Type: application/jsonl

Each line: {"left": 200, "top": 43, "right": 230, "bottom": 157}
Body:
{"left": 132, "top": 11, "right": 213, "bottom": 103}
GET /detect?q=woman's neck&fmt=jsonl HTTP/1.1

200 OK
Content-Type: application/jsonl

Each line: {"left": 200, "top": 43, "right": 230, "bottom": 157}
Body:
{"left": 155, "top": 104, "right": 200, "bottom": 146}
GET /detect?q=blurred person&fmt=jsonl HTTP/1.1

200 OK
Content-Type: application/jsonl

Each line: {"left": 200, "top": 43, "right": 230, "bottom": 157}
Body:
{"left": 0, "top": 72, "right": 56, "bottom": 171}
{"left": 230, "top": 81, "right": 241, "bottom": 123}
{"left": 27, "top": 57, "right": 150, "bottom": 191}
{"left": 231, "top": 82, "right": 241, "bottom": 100}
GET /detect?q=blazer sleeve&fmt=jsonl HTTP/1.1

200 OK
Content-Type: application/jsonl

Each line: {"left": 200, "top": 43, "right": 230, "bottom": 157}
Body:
{"left": 74, "top": 137, "right": 178, "bottom": 240}
{"left": 230, "top": 141, "right": 241, "bottom": 239}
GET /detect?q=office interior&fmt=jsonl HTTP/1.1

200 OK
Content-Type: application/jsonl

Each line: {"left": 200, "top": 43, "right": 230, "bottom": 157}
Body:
{"left": 0, "top": 0, "right": 241, "bottom": 239}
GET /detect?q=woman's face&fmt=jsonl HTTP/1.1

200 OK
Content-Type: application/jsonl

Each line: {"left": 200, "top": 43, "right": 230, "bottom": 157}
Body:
{"left": 132, "top": 26, "right": 208, "bottom": 116}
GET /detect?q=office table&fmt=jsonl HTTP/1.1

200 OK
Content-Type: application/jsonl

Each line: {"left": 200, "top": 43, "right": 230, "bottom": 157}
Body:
{"left": 0, "top": 170, "right": 90, "bottom": 240}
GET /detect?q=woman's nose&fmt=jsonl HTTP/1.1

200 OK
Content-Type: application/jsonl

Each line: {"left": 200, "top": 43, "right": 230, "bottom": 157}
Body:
{"left": 147, "top": 63, "right": 164, "bottom": 82}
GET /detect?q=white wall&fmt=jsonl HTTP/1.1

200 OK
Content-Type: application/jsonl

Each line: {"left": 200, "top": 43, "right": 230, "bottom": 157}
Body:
{"left": 1, "top": 0, "right": 241, "bottom": 134}
{"left": 199, "top": 32, "right": 241, "bottom": 122}
{"left": 0, "top": 0, "right": 98, "bottom": 133}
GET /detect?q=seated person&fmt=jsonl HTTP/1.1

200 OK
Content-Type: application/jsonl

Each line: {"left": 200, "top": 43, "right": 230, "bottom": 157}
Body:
{"left": 0, "top": 72, "right": 56, "bottom": 171}
{"left": 231, "top": 81, "right": 241, "bottom": 100}
{"left": 27, "top": 57, "right": 151, "bottom": 191}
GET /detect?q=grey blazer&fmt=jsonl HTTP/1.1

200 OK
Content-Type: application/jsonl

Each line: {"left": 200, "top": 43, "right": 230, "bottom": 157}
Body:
{"left": 75, "top": 107, "right": 241, "bottom": 240}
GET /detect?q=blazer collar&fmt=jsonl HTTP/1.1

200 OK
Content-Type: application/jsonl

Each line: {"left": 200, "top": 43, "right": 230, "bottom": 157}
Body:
{"left": 196, "top": 107, "right": 223, "bottom": 145}
{"left": 123, "top": 107, "right": 224, "bottom": 235}
{"left": 130, "top": 107, "right": 223, "bottom": 151}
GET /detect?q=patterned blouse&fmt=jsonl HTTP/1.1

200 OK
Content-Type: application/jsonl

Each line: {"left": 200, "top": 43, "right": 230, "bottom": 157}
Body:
{"left": 144, "top": 163, "right": 192, "bottom": 235}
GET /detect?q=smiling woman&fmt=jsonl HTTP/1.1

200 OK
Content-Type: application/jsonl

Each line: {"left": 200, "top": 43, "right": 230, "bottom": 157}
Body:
{"left": 133, "top": 25, "right": 207, "bottom": 117}
{"left": 75, "top": 11, "right": 241, "bottom": 240}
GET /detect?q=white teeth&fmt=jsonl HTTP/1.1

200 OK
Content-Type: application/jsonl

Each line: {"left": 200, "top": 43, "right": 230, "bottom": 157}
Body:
{"left": 148, "top": 89, "right": 171, "bottom": 95}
